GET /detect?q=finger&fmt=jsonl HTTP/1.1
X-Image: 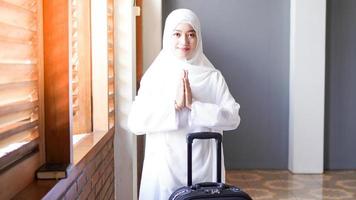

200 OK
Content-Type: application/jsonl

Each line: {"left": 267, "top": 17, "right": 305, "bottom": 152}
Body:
{"left": 184, "top": 77, "right": 191, "bottom": 91}
{"left": 182, "top": 78, "right": 185, "bottom": 95}
{"left": 182, "top": 79, "right": 186, "bottom": 107}
{"left": 183, "top": 77, "right": 187, "bottom": 91}
{"left": 184, "top": 86, "right": 191, "bottom": 109}
{"left": 185, "top": 81, "right": 191, "bottom": 96}
{"left": 184, "top": 79, "right": 191, "bottom": 100}
{"left": 184, "top": 78, "right": 188, "bottom": 93}
{"left": 185, "top": 77, "right": 190, "bottom": 87}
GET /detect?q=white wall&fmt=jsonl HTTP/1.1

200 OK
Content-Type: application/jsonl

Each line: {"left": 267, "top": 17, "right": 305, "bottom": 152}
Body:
{"left": 155, "top": 0, "right": 326, "bottom": 173}
{"left": 114, "top": 0, "right": 137, "bottom": 199}
{"left": 142, "top": 0, "right": 162, "bottom": 72}
{"left": 289, "top": 0, "right": 326, "bottom": 173}
{"left": 113, "top": 0, "right": 162, "bottom": 199}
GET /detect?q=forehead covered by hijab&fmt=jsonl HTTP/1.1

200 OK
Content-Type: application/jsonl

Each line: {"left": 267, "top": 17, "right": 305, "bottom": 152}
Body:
{"left": 162, "top": 9, "right": 202, "bottom": 54}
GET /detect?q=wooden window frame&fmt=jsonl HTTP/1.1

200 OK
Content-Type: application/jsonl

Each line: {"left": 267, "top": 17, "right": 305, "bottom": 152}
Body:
{"left": 43, "top": 0, "right": 115, "bottom": 164}
{"left": 0, "top": 0, "right": 45, "bottom": 198}
{"left": 72, "top": 0, "right": 92, "bottom": 135}
{"left": 0, "top": 0, "right": 116, "bottom": 199}
{"left": 0, "top": 0, "right": 45, "bottom": 171}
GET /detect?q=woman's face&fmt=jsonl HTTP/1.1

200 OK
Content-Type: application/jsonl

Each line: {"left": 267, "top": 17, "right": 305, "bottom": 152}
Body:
{"left": 171, "top": 23, "right": 197, "bottom": 60}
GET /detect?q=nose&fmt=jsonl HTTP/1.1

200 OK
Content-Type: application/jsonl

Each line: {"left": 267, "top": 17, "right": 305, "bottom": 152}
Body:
{"left": 179, "top": 35, "right": 189, "bottom": 45}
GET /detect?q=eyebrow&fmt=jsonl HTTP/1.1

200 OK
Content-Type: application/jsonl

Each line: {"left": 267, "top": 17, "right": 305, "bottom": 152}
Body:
{"left": 173, "top": 29, "right": 196, "bottom": 33}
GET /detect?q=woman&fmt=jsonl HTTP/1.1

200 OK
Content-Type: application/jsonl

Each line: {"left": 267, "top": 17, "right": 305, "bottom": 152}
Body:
{"left": 128, "top": 8, "right": 241, "bottom": 200}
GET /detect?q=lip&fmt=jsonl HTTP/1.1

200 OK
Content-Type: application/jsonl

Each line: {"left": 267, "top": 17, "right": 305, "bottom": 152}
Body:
{"left": 178, "top": 47, "right": 190, "bottom": 52}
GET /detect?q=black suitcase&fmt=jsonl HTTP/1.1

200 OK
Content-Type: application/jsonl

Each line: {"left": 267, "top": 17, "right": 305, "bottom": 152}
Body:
{"left": 169, "top": 132, "right": 253, "bottom": 200}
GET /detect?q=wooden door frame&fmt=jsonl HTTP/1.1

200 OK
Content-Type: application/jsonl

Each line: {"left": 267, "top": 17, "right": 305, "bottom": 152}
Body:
{"left": 135, "top": 0, "right": 144, "bottom": 196}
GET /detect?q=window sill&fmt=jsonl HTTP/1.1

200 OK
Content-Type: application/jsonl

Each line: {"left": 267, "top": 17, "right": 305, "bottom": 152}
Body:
{"left": 73, "top": 130, "right": 110, "bottom": 164}
{"left": 13, "top": 128, "right": 115, "bottom": 200}
{"left": 12, "top": 180, "right": 57, "bottom": 200}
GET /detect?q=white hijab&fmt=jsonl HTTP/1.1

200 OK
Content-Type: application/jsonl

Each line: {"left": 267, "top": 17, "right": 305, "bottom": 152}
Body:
{"left": 139, "top": 9, "right": 218, "bottom": 97}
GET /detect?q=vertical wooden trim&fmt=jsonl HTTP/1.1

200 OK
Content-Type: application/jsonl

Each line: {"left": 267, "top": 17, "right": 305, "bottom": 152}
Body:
{"left": 73, "top": 0, "right": 92, "bottom": 134}
{"left": 91, "top": 0, "right": 109, "bottom": 132}
{"left": 136, "top": 0, "right": 143, "bottom": 89}
{"left": 43, "top": 0, "right": 71, "bottom": 164}
{"left": 108, "top": 0, "right": 115, "bottom": 130}
{"left": 37, "top": 0, "right": 46, "bottom": 165}
{"left": 135, "top": 0, "right": 144, "bottom": 196}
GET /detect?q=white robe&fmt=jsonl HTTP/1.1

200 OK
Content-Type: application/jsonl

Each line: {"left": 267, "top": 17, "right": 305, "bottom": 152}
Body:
{"left": 127, "top": 8, "right": 241, "bottom": 200}
{"left": 128, "top": 66, "right": 240, "bottom": 200}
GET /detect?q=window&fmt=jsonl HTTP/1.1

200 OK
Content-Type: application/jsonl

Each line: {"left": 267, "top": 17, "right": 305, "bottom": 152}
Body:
{"left": 91, "top": 0, "right": 115, "bottom": 133}
{"left": 0, "top": 0, "right": 115, "bottom": 171}
{"left": 0, "top": 0, "right": 117, "bottom": 198}
{"left": 108, "top": 0, "right": 115, "bottom": 130}
{"left": 0, "top": 0, "right": 43, "bottom": 171}
{"left": 71, "top": 0, "right": 92, "bottom": 138}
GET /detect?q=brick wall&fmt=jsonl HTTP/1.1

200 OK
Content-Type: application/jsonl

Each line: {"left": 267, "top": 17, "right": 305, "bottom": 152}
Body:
{"left": 42, "top": 130, "right": 115, "bottom": 200}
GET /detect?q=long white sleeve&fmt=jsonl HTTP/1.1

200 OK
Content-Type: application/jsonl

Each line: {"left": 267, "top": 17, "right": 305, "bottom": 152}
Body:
{"left": 188, "top": 72, "right": 240, "bottom": 130}
{"left": 127, "top": 73, "right": 180, "bottom": 135}
{"left": 128, "top": 95, "right": 179, "bottom": 134}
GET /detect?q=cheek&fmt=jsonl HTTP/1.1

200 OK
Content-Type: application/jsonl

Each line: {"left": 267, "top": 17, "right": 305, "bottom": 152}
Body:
{"left": 190, "top": 39, "right": 197, "bottom": 49}
{"left": 170, "top": 39, "right": 178, "bottom": 50}
{"left": 173, "top": 38, "right": 180, "bottom": 46}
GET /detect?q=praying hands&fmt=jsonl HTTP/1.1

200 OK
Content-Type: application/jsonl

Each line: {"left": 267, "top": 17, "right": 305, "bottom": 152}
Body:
{"left": 175, "top": 70, "right": 192, "bottom": 110}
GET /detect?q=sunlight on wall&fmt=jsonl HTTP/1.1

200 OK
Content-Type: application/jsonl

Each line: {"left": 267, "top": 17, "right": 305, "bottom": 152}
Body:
{"left": 115, "top": 0, "right": 138, "bottom": 199}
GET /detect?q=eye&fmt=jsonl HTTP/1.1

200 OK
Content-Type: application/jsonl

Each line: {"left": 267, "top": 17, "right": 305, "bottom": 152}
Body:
{"left": 173, "top": 32, "right": 181, "bottom": 37}
{"left": 188, "top": 33, "right": 196, "bottom": 38}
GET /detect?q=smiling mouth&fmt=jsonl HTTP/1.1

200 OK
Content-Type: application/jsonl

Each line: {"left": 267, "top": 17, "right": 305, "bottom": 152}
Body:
{"left": 178, "top": 47, "right": 190, "bottom": 52}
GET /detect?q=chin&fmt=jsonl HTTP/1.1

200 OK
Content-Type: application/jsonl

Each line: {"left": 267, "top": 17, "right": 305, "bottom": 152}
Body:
{"left": 175, "top": 53, "right": 191, "bottom": 60}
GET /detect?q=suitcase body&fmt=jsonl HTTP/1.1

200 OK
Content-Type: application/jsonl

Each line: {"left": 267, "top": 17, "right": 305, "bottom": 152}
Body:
{"left": 170, "top": 182, "right": 252, "bottom": 200}
{"left": 169, "top": 132, "right": 252, "bottom": 200}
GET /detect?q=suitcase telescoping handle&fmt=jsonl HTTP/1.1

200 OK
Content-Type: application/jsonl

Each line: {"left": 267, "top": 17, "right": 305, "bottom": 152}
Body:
{"left": 186, "top": 132, "right": 222, "bottom": 186}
